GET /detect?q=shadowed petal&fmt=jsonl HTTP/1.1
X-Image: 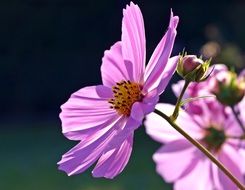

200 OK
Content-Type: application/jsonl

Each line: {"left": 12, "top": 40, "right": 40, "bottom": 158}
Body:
{"left": 92, "top": 133, "right": 133, "bottom": 179}
{"left": 60, "top": 85, "right": 118, "bottom": 140}
{"left": 143, "top": 10, "right": 179, "bottom": 93}
{"left": 188, "top": 99, "right": 226, "bottom": 129}
{"left": 101, "top": 42, "right": 132, "bottom": 87}
{"left": 130, "top": 99, "right": 159, "bottom": 124}
{"left": 224, "top": 114, "right": 243, "bottom": 137}
{"left": 153, "top": 140, "right": 197, "bottom": 182}
{"left": 130, "top": 102, "right": 144, "bottom": 122}
{"left": 122, "top": 2, "right": 146, "bottom": 83}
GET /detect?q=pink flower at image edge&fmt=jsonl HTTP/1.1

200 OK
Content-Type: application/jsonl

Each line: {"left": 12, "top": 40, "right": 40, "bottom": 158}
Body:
{"left": 58, "top": 2, "right": 179, "bottom": 179}
{"left": 145, "top": 101, "right": 245, "bottom": 190}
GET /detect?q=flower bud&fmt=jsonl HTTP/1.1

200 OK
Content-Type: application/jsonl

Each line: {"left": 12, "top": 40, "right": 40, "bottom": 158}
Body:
{"left": 177, "top": 54, "right": 210, "bottom": 82}
{"left": 212, "top": 71, "right": 245, "bottom": 106}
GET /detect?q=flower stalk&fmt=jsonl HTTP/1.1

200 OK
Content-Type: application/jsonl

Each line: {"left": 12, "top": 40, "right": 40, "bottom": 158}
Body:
{"left": 154, "top": 108, "right": 245, "bottom": 190}
{"left": 170, "top": 80, "right": 190, "bottom": 121}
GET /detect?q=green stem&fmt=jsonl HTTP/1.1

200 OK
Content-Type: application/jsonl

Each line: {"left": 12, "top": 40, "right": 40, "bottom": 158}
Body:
{"left": 171, "top": 81, "right": 190, "bottom": 121}
{"left": 231, "top": 106, "right": 245, "bottom": 134}
{"left": 154, "top": 109, "right": 245, "bottom": 190}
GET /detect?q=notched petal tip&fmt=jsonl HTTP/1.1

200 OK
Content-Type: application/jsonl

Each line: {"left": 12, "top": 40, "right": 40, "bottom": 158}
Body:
{"left": 169, "top": 9, "right": 179, "bottom": 29}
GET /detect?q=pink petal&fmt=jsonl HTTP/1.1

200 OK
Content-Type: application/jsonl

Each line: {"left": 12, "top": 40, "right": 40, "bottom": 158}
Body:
{"left": 153, "top": 140, "right": 197, "bottom": 182}
{"left": 145, "top": 103, "right": 203, "bottom": 144}
{"left": 224, "top": 113, "right": 244, "bottom": 137}
{"left": 210, "top": 64, "right": 228, "bottom": 77}
{"left": 64, "top": 115, "right": 119, "bottom": 141}
{"left": 58, "top": 117, "right": 126, "bottom": 176}
{"left": 172, "top": 80, "right": 186, "bottom": 98}
{"left": 143, "top": 10, "right": 179, "bottom": 93}
{"left": 92, "top": 133, "right": 133, "bottom": 179}
{"left": 190, "top": 99, "right": 226, "bottom": 129}
{"left": 142, "top": 88, "right": 159, "bottom": 104}
{"left": 145, "top": 111, "right": 183, "bottom": 144}
{"left": 214, "top": 144, "right": 244, "bottom": 190}
{"left": 106, "top": 116, "right": 140, "bottom": 150}
{"left": 130, "top": 102, "right": 145, "bottom": 122}
{"left": 101, "top": 42, "right": 132, "bottom": 87}
{"left": 156, "top": 56, "right": 179, "bottom": 94}
{"left": 122, "top": 2, "right": 146, "bottom": 83}
{"left": 239, "top": 148, "right": 245, "bottom": 173}
{"left": 174, "top": 158, "right": 213, "bottom": 190}
{"left": 238, "top": 97, "right": 245, "bottom": 124}
{"left": 60, "top": 85, "right": 118, "bottom": 140}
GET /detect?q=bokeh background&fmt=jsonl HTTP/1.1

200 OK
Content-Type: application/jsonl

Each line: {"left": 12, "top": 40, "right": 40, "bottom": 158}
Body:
{"left": 1, "top": 0, "right": 245, "bottom": 189}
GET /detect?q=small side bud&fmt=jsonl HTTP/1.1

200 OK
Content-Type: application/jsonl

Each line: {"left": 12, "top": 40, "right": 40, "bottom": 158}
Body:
{"left": 212, "top": 71, "right": 245, "bottom": 106}
{"left": 177, "top": 54, "right": 211, "bottom": 82}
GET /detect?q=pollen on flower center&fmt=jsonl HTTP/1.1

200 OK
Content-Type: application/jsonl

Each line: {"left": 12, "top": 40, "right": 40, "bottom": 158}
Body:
{"left": 108, "top": 80, "right": 143, "bottom": 116}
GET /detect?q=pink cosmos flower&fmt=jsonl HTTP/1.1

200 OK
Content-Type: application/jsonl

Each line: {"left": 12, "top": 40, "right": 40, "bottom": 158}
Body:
{"left": 173, "top": 64, "right": 245, "bottom": 178}
{"left": 58, "top": 2, "right": 179, "bottom": 178}
{"left": 145, "top": 100, "right": 245, "bottom": 190}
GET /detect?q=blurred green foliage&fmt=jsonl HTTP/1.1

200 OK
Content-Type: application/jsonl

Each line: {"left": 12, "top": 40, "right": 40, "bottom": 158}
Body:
{"left": 0, "top": 123, "right": 172, "bottom": 190}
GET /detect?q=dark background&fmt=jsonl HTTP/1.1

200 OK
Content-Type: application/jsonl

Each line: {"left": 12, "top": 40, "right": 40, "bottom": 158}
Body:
{"left": 0, "top": 0, "right": 245, "bottom": 189}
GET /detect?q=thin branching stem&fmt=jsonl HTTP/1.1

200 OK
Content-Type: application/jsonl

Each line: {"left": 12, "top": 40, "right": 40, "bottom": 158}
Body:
{"left": 154, "top": 109, "right": 245, "bottom": 190}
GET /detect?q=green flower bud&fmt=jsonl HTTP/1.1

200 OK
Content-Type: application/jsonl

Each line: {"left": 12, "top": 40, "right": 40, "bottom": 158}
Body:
{"left": 177, "top": 54, "right": 211, "bottom": 82}
{"left": 212, "top": 71, "right": 245, "bottom": 106}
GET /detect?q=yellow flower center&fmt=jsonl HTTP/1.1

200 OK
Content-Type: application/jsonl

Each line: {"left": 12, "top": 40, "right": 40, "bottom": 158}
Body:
{"left": 109, "top": 80, "right": 143, "bottom": 116}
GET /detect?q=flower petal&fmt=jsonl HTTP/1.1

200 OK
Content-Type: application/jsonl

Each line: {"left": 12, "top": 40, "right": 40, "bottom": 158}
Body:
{"left": 143, "top": 10, "right": 179, "bottom": 93}
{"left": 58, "top": 117, "right": 126, "bottom": 176}
{"left": 101, "top": 42, "right": 132, "bottom": 87}
{"left": 60, "top": 85, "right": 118, "bottom": 140}
{"left": 224, "top": 113, "right": 244, "bottom": 137}
{"left": 188, "top": 99, "right": 227, "bottom": 129}
{"left": 215, "top": 144, "right": 244, "bottom": 190}
{"left": 130, "top": 102, "right": 145, "bottom": 122}
{"left": 156, "top": 56, "right": 179, "bottom": 94}
{"left": 106, "top": 116, "right": 140, "bottom": 150}
{"left": 122, "top": 2, "right": 146, "bottom": 83}
{"left": 92, "top": 133, "right": 133, "bottom": 179}
{"left": 174, "top": 158, "right": 213, "bottom": 190}
{"left": 239, "top": 148, "right": 245, "bottom": 173}
{"left": 145, "top": 103, "right": 203, "bottom": 144}
{"left": 238, "top": 96, "right": 245, "bottom": 124}
{"left": 145, "top": 112, "right": 183, "bottom": 144}
{"left": 153, "top": 140, "right": 197, "bottom": 182}
{"left": 172, "top": 80, "right": 187, "bottom": 98}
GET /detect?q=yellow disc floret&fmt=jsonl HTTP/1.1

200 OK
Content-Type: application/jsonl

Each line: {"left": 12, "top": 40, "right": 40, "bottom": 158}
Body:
{"left": 109, "top": 80, "right": 143, "bottom": 116}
